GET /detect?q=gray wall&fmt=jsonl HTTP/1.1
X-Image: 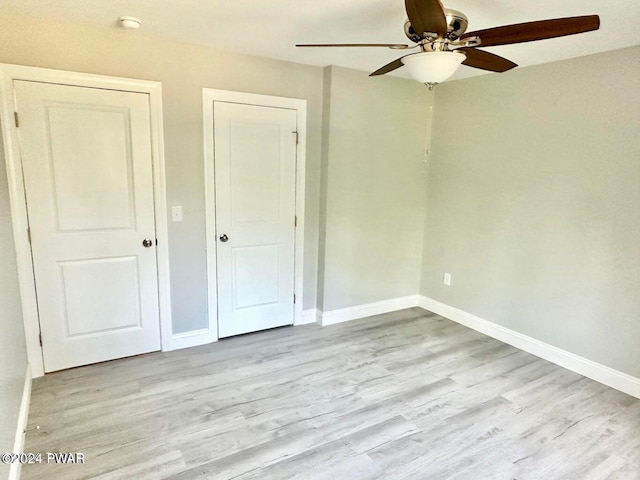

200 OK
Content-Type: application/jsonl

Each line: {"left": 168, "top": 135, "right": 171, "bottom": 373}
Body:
{"left": 0, "top": 11, "right": 324, "bottom": 333}
{"left": 319, "top": 66, "right": 431, "bottom": 311}
{"left": 0, "top": 121, "right": 28, "bottom": 479}
{"left": 421, "top": 45, "right": 640, "bottom": 377}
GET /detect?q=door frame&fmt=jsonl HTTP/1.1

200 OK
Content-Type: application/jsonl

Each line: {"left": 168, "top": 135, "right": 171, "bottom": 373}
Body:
{"left": 0, "top": 64, "right": 173, "bottom": 377}
{"left": 203, "top": 89, "right": 307, "bottom": 341}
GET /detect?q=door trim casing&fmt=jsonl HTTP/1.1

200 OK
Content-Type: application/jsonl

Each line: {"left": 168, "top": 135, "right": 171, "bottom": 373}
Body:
{"left": 0, "top": 64, "right": 173, "bottom": 377}
{"left": 203, "top": 89, "right": 307, "bottom": 342}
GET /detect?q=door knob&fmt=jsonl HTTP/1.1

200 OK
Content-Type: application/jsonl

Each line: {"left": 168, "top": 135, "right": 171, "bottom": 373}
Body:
{"left": 219, "top": 234, "right": 229, "bottom": 243}
{"left": 142, "top": 239, "right": 153, "bottom": 248}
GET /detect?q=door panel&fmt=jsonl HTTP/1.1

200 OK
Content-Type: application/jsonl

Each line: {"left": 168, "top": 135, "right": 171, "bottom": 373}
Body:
{"left": 15, "top": 80, "right": 161, "bottom": 372}
{"left": 233, "top": 245, "right": 280, "bottom": 309}
{"left": 59, "top": 256, "right": 142, "bottom": 336}
{"left": 229, "top": 121, "right": 282, "bottom": 224}
{"left": 47, "top": 105, "right": 136, "bottom": 232}
{"left": 214, "top": 102, "right": 297, "bottom": 338}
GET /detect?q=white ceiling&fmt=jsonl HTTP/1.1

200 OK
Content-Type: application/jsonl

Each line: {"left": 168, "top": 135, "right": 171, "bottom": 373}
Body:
{"left": 2, "top": 0, "right": 639, "bottom": 81}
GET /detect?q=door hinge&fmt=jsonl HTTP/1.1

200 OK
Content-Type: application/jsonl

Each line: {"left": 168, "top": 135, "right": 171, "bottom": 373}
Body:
{"left": 27, "top": 227, "right": 31, "bottom": 244}
{"left": 293, "top": 131, "right": 299, "bottom": 145}
{"left": 14, "top": 112, "right": 19, "bottom": 128}
{"left": 294, "top": 216, "right": 297, "bottom": 227}
{"left": 156, "top": 238, "right": 158, "bottom": 246}
{"left": 38, "top": 333, "right": 42, "bottom": 347}
{"left": 293, "top": 294, "right": 296, "bottom": 304}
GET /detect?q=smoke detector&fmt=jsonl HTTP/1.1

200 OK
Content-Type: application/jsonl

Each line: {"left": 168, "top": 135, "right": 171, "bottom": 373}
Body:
{"left": 119, "top": 16, "right": 141, "bottom": 29}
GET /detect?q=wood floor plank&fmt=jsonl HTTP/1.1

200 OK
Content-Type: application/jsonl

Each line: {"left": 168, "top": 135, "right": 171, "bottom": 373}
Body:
{"left": 21, "top": 307, "right": 640, "bottom": 480}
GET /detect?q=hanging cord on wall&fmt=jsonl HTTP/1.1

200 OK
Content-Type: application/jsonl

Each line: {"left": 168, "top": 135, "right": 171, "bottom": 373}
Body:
{"left": 424, "top": 101, "right": 434, "bottom": 164}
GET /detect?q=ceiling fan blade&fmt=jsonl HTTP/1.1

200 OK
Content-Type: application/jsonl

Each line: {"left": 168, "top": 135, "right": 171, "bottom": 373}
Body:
{"left": 462, "top": 15, "right": 600, "bottom": 47}
{"left": 369, "top": 57, "right": 406, "bottom": 77}
{"left": 459, "top": 48, "right": 517, "bottom": 73}
{"left": 296, "top": 43, "right": 409, "bottom": 49}
{"left": 405, "top": 0, "right": 447, "bottom": 38}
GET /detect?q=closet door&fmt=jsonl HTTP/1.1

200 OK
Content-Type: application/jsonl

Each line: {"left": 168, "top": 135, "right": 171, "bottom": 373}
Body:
{"left": 15, "top": 80, "right": 161, "bottom": 371}
{"left": 213, "top": 101, "right": 297, "bottom": 338}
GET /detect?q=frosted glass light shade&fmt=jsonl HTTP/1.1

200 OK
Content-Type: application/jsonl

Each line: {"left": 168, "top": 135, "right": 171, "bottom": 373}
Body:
{"left": 401, "top": 52, "right": 465, "bottom": 84}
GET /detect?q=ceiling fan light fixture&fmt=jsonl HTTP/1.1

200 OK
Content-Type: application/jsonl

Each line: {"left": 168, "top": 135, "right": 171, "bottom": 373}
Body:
{"left": 401, "top": 51, "right": 465, "bottom": 87}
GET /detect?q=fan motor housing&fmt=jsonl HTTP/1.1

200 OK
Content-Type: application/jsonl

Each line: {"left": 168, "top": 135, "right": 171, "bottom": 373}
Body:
{"left": 404, "top": 8, "right": 469, "bottom": 41}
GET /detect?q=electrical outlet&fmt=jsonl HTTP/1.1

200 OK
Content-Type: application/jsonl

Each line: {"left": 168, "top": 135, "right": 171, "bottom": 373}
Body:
{"left": 443, "top": 273, "right": 452, "bottom": 286}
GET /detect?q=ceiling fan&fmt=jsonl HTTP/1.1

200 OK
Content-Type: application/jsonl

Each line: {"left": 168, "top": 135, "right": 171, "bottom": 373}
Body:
{"left": 297, "top": 0, "right": 600, "bottom": 89}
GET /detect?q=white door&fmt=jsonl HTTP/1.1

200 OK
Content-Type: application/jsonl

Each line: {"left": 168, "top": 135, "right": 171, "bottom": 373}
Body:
{"left": 214, "top": 102, "right": 297, "bottom": 338}
{"left": 15, "top": 80, "right": 161, "bottom": 372}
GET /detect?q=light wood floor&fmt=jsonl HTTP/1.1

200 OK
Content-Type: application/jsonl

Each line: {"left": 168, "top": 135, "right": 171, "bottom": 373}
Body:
{"left": 23, "top": 308, "right": 640, "bottom": 480}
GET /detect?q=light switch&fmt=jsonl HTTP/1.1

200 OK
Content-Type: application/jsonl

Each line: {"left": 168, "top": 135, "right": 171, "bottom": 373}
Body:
{"left": 171, "top": 206, "right": 183, "bottom": 222}
{"left": 443, "top": 273, "right": 452, "bottom": 286}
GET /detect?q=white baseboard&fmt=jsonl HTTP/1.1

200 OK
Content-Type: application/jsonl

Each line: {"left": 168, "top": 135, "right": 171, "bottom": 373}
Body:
{"left": 9, "top": 364, "right": 32, "bottom": 480}
{"left": 169, "top": 328, "right": 217, "bottom": 351}
{"left": 297, "top": 309, "right": 318, "bottom": 326}
{"left": 319, "top": 295, "right": 419, "bottom": 326}
{"left": 418, "top": 295, "right": 640, "bottom": 399}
